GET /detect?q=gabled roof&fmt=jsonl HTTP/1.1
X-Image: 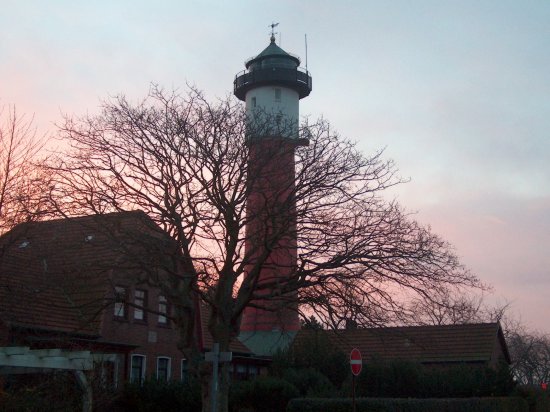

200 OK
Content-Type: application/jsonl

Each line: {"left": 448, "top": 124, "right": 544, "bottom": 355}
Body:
{"left": 0, "top": 211, "right": 170, "bottom": 337}
{"left": 0, "top": 212, "right": 253, "bottom": 356}
{"left": 294, "top": 323, "right": 510, "bottom": 365}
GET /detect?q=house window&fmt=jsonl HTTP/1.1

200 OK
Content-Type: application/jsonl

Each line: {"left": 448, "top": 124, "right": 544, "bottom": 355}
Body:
{"left": 157, "top": 357, "right": 171, "bottom": 381}
{"left": 248, "top": 365, "right": 259, "bottom": 379}
{"left": 158, "top": 295, "right": 169, "bottom": 325}
{"left": 130, "top": 354, "right": 146, "bottom": 384}
{"left": 181, "top": 359, "right": 189, "bottom": 382}
{"left": 96, "top": 360, "right": 117, "bottom": 389}
{"left": 134, "top": 289, "right": 147, "bottom": 322}
{"left": 234, "top": 363, "right": 247, "bottom": 380}
{"left": 274, "top": 88, "right": 281, "bottom": 101}
{"left": 114, "top": 286, "right": 127, "bottom": 319}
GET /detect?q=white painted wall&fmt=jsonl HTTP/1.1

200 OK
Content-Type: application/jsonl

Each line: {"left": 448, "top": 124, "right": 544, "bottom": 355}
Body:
{"left": 245, "top": 86, "right": 299, "bottom": 138}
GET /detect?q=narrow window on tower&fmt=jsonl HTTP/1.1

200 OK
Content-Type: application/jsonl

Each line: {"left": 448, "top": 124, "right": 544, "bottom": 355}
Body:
{"left": 251, "top": 97, "right": 256, "bottom": 107}
{"left": 274, "top": 88, "right": 281, "bottom": 101}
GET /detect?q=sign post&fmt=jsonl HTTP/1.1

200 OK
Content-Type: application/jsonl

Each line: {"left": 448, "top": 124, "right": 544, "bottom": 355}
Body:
{"left": 205, "top": 343, "right": 232, "bottom": 412}
{"left": 350, "top": 348, "right": 362, "bottom": 412}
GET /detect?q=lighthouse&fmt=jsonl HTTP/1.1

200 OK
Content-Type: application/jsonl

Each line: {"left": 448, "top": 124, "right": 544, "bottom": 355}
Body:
{"left": 235, "top": 27, "right": 312, "bottom": 355}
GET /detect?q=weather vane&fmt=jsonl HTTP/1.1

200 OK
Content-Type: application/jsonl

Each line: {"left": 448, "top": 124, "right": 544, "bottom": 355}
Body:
{"left": 269, "top": 22, "right": 279, "bottom": 43}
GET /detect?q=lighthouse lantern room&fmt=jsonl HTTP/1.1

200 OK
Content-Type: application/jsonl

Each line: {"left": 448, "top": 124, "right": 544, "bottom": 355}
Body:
{"left": 234, "top": 29, "right": 312, "bottom": 140}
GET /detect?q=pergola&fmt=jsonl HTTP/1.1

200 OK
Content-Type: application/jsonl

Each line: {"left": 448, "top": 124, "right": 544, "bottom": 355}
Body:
{"left": 0, "top": 346, "right": 100, "bottom": 412}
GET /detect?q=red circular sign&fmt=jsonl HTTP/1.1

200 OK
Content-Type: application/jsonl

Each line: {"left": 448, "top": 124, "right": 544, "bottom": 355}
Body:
{"left": 350, "top": 348, "right": 362, "bottom": 376}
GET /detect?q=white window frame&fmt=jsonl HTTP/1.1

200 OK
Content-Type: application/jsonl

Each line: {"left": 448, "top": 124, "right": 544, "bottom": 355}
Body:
{"left": 130, "top": 354, "right": 146, "bottom": 384}
{"left": 134, "top": 289, "right": 147, "bottom": 321}
{"left": 114, "top": 286, "right": 127, "bottom": 318}
{"left": 92, "top": 353, "right": 119, "bottom": 389}
{"left": 157, "top": 356, "right": 171, "bottom": 381}
{"left": 158, "top": 295, "right": 168, "bottom": 325}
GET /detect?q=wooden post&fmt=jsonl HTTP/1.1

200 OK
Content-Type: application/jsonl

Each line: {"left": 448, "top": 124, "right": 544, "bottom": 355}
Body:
{"left": 73, "top": 370, "right": 92, "bottom": 412}
{"left": 205, "top": 343, "right": 232, "bottom": 412}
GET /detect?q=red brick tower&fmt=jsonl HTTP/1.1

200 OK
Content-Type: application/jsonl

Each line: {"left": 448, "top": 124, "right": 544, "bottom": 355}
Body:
{"left": 234, "top": 29, "right": 312, "bottom": 353}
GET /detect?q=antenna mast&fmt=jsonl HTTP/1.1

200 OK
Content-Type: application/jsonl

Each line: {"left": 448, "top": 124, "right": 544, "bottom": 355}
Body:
{"left": 305, "top": 34, "right": 308, "bottom": 71}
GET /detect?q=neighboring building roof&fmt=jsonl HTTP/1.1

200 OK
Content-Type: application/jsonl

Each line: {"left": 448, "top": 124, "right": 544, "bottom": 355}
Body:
{"left": 294, "top": 323, "right": 511, "bottom": 365}
{"left": 198, "top": 302, "right": 253, "bottom": 355}
{"left": 0, "top": 211, "right": 173, "bottom": 337}
{"left": 238, "top": 330, "right": 297, "bottom": 357}
{"left": 0, "top": 211, "right": 253, "bottom": 356}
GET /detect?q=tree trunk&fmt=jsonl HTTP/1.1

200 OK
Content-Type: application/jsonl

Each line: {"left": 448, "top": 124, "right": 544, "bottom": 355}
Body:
{"left": 200, "top": 362, "right": 230, "bottom": 412}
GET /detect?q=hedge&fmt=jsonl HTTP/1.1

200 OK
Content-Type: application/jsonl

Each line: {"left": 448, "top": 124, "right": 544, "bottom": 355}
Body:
{"left": 230, "top": 376, "right": 300, "bottom": 412}
{"left": 115, "top": 379, "right": 201, "bottom": 412}
{"left": 286, "top": 397, "right": 529, "bottom": 412}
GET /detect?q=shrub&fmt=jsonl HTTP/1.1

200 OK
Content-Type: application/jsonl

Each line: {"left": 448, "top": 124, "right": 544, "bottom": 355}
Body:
{"left": 230, "top": 376, "right": 299, "bottom": 412}
{"left": 271, "top": 331, "right": 348, "bottom": 389}
{"left": 282, "top": 368, "right": 337, "bottom": 397}
{"left": 116, "top": 378, "right": 201, "bottom": 412}
{"left": 513, "top": 385, "right": 550, "bottom": 412}
{"left": 355, "top": 359, "right": 515, "bottom": 398}
{"left": 0, "top": 372, "right": 82, "bottom": 412}
{"left": 286, "top": 397, "right": 529, "bottom": 412}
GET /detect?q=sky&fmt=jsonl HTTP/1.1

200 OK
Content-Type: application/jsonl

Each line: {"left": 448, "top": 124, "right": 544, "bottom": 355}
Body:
{"left": 1, "top": 1, "right": 549, "bottom": 333}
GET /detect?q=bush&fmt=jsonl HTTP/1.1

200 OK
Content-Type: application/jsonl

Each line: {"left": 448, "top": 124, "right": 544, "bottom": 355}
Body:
{"left": 355, "top": 359, "right": 515, "bottom": 398}
{"left": 286, "top": 397, "right": 529, "bottom": 412}
{"left": 513, "top": 385, "right": 550, "bottom": 412}
{"left": 230, "top": 376, "right": 299, "bottom": 412}
{"left": 282, "top": 368, "right": 337, "bottom": 397}
{"left": 0, "top": 372, "right": 82, "bottom": 412}
{"left": 115, "top": 378, "right": 201, "bottom": 412}
{"left": 271, "top": 331, "right": 348, "bottom": 389}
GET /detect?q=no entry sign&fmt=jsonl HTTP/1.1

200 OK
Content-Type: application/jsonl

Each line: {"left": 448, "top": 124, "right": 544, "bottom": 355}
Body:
{"left": 350, "top": 348, "right": 362, "bottom": 376}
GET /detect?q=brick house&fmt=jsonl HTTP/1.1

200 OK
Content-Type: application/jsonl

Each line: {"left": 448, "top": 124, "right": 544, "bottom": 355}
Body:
{"left": 0, "top": 211, "right": 261, "bottom": 385}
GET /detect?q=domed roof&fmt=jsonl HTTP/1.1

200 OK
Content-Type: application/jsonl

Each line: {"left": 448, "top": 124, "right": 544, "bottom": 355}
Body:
{"left": 234, "top": 34, "right": 312, "bottom": 101}
{"left": 245, "top": 38, "right": 300, "bottom": 70}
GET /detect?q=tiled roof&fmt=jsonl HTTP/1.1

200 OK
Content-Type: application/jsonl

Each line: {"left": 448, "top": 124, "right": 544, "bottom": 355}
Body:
{"left": 199, "top": 302, "right": 252, "bottom": 355}
{"left": 294, "top": 323, "right": 510, "bottom": 364}
{"left": 0, "top": 211, "right": 169, "bottom": 337}
{"left": 0, "top": 211, "right": 253, "bottom": 356}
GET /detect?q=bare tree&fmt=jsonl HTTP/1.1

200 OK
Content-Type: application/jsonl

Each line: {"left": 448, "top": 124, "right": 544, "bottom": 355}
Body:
{"left": 0, "top": 106, "right": 50, "bottom": 234}
{"left": 403, "top": 288, "right": 487, "bottom": 326}
{"left": 507, "top": 328, "right": 550, "bottom": 386}
{"left": 50, "top": 86, "right": 483, "bottom": 412}
{"left": 492, "top": 310, "right": 550, "bottom": 386}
